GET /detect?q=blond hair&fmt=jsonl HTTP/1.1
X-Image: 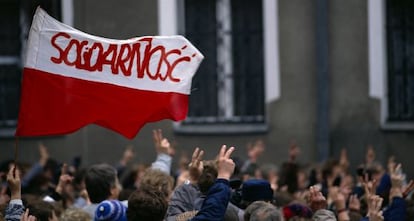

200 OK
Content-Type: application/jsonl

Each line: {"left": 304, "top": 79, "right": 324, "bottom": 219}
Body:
{"left": 60, "top": 208, "right": 91, "bottom": 221}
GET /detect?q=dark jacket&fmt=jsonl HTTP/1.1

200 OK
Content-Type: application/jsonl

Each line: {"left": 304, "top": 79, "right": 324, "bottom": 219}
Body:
{"left": 191, "top": 179, "right": 231, "bottom": 221}
{"left": 383, "top": 196, "right": 406, "bottom": 221}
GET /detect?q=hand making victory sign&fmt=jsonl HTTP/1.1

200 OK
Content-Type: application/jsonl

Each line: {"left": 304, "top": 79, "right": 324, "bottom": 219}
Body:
{"left": 217, "top": 145, "right": 235, "bottom": 180}
{"left": 188, "top": 147, "right": 205, "bottom": 184}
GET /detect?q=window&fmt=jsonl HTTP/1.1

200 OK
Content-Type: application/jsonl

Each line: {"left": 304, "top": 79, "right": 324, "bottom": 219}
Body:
{"left": 0, "top": 1, "right": 61, "bottom": 137}
{"left": 386, "top": 0, "right": 414, "bottom": 122}
{"left": 175, "top": 0, "right": 267, "bottom": 134}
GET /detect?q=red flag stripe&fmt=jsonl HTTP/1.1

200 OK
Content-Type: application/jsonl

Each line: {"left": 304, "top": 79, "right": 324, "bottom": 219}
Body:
{"left": 15, "top": 68, "right": 188, "bottom": 139}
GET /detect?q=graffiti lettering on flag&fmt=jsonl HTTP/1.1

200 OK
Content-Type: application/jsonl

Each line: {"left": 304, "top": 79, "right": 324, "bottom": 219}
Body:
{"left": 50, "top": 32, "right": 198, "bottom": 82}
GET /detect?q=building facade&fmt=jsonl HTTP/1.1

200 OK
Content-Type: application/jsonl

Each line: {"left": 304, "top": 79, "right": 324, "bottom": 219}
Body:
{"left": 1, "top": 0, "right": 414, "bottom": 178}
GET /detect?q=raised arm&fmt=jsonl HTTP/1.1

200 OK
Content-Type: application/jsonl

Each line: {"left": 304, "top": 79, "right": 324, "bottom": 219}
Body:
{"left": 151, "top": 129, "right": 174, "bottom": 174}
{"left": 5, "top": 164, "right": 25, "bottom": 221}
{"left": 191, "top": 145, "right": 235, "bottom": 221}
{"left": 383, "top": 163, "right": 406, "bottom": 221}
{"left": 21, "top": 143, "right": 49, "bottom": 188}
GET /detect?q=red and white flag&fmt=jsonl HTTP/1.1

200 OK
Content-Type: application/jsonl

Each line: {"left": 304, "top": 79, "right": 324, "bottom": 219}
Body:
{"left": 15, "top": 8, "right": 203, "bottom": 139}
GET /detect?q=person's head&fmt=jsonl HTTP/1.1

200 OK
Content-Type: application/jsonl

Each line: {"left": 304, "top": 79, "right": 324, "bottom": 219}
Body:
{"left": 120, "top": 164, "right": 149, "bottom": 190}
{"left": 44, "top": 159, "right": 59, "bottom": 182}
{"left": 224, "top": 203, "right": 241, "bottom": 221}
{"left": 26, "top": 200, "right": 58, "bottom": 221}
{"left": 85, "top": 164, "right": 120, "bottom": 203}
{"left": 367, "top": 162, "right": 385, "bottom": 181}
{"left": 139, "top": 168, "right": 174, "bottom": 199}
{"left": 308, "top": 165, "right": 323, "bottom": 187}
{"left": 244, "top": 201, "right": 284, "bottom": 221}
{"left": 312, "top": 209, "right": 336, "bottom": 221}
{"left": 259, "top": 164, "right": 279, "bottom": 181}
{"left": 240, "top": 179, "right": 274, "bottom": 209}
{"left": 127, "top": 188, "right": 168, "bottom": 221}
{"left": 198, "top": 160, "right": 218, "bottom": 195}
{"left": 296, "top": 167, "right": 309, "bottom": 191}
{"left": 322, "top": 159, "right": 342, "bottom": 187}
{"left": 94, "top": 200, "right": 127, "bottom": 221}
{"left": 60, "top": 208, "right": 91, "bottom": 221}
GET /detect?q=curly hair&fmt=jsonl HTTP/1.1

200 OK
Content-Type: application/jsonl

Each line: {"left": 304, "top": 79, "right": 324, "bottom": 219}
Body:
{"left": 139, "top": 168, "right": 174, "bottom": 198}
{"left": 127, "top": 188, "right": 168, "bottom": 221}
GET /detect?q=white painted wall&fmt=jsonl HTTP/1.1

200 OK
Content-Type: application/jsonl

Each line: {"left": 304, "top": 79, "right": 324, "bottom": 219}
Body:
{"left": 61, "top": 0, "right": 74, "bottom": 26}
{"left": 368, "top": 0, "right": 386, "bottom": 100}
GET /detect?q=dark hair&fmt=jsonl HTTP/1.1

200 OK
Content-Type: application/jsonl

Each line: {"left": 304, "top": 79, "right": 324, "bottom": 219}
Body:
{"left": 127, "top": 188, "right": 168, "bottom": 221}
{"left": 278, "top": 162, "right": 299, "bottom": 194}
{"left": 27, "top": 200, "right": 55, "bottom": 221}
{"left": 73, "top": 168, "right": 87, "bottom": 191}
{"left": 198, "top": 161, "right": 218, "bottom": 195}
{"left": 321, "top": 159, "right": 339, "bottom": 180}
{"left": 84, "top": 164, "right": 117, "bottom": 203}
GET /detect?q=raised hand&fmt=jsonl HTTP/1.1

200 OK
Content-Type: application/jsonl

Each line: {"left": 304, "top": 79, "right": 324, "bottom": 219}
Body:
{"left": 348, "top": 194, "right": 361, "bottom": 212}
{"left": 308, "top": 186, "right": 327, "bottom": 212}
{"left": 120, "top": 145, "right": 135, "bottom": 166}
{"left": 188, "top": 147, "right": 204, "bottom": 183}
{"left": 389, "top": 163, "right": 404, "bottom": 199}
{"left": 390, "top": 164, "right": 404, "bottom": 189}
{"left": 247, "top": 140, "right": 265, "bottom": 163}
{"left": 7, "top": 164, "right": 21, "bottom": 200}
{"left": 367, "top": 195, "right": 384, "bottom": 221}
{"left": 217, "top": 145, "right": 235, "bottom": 180}
{"left": 330, "top": 187, "right": 346, "bottom": 211}
{"left": 39, "top": 142, "right": 49, "bottom": 166}
{"left": 328, "top": 185, "right": 350, "bottom": 221}
{"left": 153, "top": 129, "right": 163, "bottom": 151}
{"left": 152, "top": 129, "right": 174, "bottom": 156}
{"left": 55, "top": 164, "right": 73, "bottom": 195}
{"left": 362, "top": 174, "right": 377, "bottom": 199}
{"left": 20, "top": 209, "right": 36, "bottom": 221}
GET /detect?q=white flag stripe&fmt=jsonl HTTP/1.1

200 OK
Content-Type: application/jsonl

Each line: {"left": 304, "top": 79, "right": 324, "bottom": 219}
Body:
{"left": 25, "top": 8, "right": 204, "bottom": 95}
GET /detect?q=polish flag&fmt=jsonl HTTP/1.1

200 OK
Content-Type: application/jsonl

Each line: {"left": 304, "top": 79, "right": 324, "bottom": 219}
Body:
{"left": 15, "top": 8, "right": 203, "bottom": 139}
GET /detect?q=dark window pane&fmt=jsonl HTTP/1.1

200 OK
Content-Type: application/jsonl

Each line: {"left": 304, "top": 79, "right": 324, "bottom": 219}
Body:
{"left": 387, "top": 0, "right": 414, "bottom": 121}
{"left": 0, "top": 0, "right": 20, "bottom": 55}
{"left": 0, "top": 65, "right": 21, "bottom": 127}
{"left": 231, "top": 0, "right": 265, "bottom": 120}
{"left": 24, "top": 0, "right": 62, "bottom": 22}
{"left": 185, "top": 0, "right": 218, "bottom": 117}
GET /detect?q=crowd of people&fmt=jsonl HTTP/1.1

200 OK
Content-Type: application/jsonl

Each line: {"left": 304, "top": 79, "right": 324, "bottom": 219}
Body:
{"left": 0, "top": 129, "right": 412, "bottom": 221}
